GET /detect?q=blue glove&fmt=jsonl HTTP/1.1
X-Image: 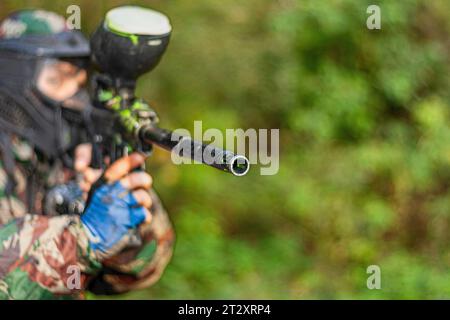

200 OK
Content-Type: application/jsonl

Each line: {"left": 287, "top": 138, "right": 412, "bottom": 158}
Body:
{"left": 80, "top": 180, "right": 147, "bottom": 256}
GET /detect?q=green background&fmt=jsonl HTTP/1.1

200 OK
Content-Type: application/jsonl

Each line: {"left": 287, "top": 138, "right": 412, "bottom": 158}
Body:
{"left": 1, "top": 0, "right": 449, "bottom": 299}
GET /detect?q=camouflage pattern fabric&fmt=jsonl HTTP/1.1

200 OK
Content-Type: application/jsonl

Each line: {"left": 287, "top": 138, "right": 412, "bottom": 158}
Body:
{"left": 0, "top": 10, "right": 67, "bottom": 39}
{"left": 0, "top": 136, "right": 175, "bottom": 299}
{"left": 87, "top": 190, "right": 175, "bottom": 295}
{"left": 0, "top": 215, "right": 99, "bottom": 299}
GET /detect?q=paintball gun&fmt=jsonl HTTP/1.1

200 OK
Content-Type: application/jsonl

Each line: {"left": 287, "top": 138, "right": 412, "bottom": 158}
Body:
{"left": 45, "top": 6, "right": 250, "bottom": 217}
{"left": 88, "top": 6, "right": 250, "bottom": 176}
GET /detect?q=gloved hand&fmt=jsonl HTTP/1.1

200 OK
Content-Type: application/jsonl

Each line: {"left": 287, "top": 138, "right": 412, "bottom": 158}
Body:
{"left": 80, "top": 153, "right": 153, "bottom": 259}
{"left": 44, "top": 181, "right": 85, "bottom": 216}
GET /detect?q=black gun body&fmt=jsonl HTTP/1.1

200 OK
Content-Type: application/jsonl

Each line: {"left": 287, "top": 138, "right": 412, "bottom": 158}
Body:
{"left": 88, "top": 105, "right": 249, "bottom": 176}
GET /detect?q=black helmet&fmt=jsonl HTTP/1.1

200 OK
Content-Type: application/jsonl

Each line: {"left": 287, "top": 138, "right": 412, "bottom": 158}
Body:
{"left": 0, "top": 10, "right": 91, "bottom": 159}
{"left": 0, "top": 9, "right": 89, "bottom": 57}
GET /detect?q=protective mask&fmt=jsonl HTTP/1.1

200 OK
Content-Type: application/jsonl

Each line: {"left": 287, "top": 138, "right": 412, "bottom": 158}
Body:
{"left": 0, "top": 55, "right": 91, "bottom": 160}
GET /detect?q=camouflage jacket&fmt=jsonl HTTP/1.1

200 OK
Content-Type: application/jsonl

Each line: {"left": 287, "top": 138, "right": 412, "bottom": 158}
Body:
{"left": 0, "top": 137, "right": 175, "bottom": 299}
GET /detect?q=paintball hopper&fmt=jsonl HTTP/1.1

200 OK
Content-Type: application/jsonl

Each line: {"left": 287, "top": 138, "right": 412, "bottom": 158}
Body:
{"left": 90, "top": 6, "right": 172, "bottom": 86}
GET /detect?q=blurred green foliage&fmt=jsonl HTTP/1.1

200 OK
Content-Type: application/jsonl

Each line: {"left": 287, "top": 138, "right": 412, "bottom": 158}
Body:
{"left": 1, "top": 0, "right": 449, "bottom": 299}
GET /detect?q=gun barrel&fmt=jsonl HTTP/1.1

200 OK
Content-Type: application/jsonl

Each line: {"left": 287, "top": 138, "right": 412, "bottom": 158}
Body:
{"left": 139, "top": 126, "right": 250, "bottom": 176}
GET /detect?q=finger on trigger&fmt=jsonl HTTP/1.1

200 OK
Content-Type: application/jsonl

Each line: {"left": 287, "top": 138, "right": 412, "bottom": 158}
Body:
{"left": 74, "top": 143, "right": 92, "bottom": 172}
{"left": 120, "top": 172, "right": 153, "bottom": 190}
{"left": 132, "top": 189, "right": 153, "bottom": 210}
{"left": 104, "top": 153, "right": 146, "bottom": 182}
{"left": 83, "top": 168, "right": 103, "bottom": 184}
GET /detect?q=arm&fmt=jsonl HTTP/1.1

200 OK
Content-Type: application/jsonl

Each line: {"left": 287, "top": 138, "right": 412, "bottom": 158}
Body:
{"left": 0, "top": 152, "right": 154, "bottom": 300}
{"left": 74, "top": 145, "right": 175, "bottom": 295}
{"left": 87, "top": 190, "right": 175, "bottom": 295}
{"left": 0, "top": 214, "right": 101, "bottom": 300}
{"left": 0, "top": 149, "right": 101, "bottom": 299}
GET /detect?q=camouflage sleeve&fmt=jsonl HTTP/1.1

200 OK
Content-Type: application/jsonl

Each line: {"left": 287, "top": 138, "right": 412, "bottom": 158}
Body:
{"left": 0, "top": 150, "right": 102, "bottom": 299}
{"left": 0, "top": 214, "right": 101, "bottom": 300}
{"left": 87, "top": 190, "right": 175, "bottom": 295}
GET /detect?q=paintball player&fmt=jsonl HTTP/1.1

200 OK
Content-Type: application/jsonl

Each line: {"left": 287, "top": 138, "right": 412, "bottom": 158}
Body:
{"left": 0, "top": 10, "right": 174, "bottom": 299}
